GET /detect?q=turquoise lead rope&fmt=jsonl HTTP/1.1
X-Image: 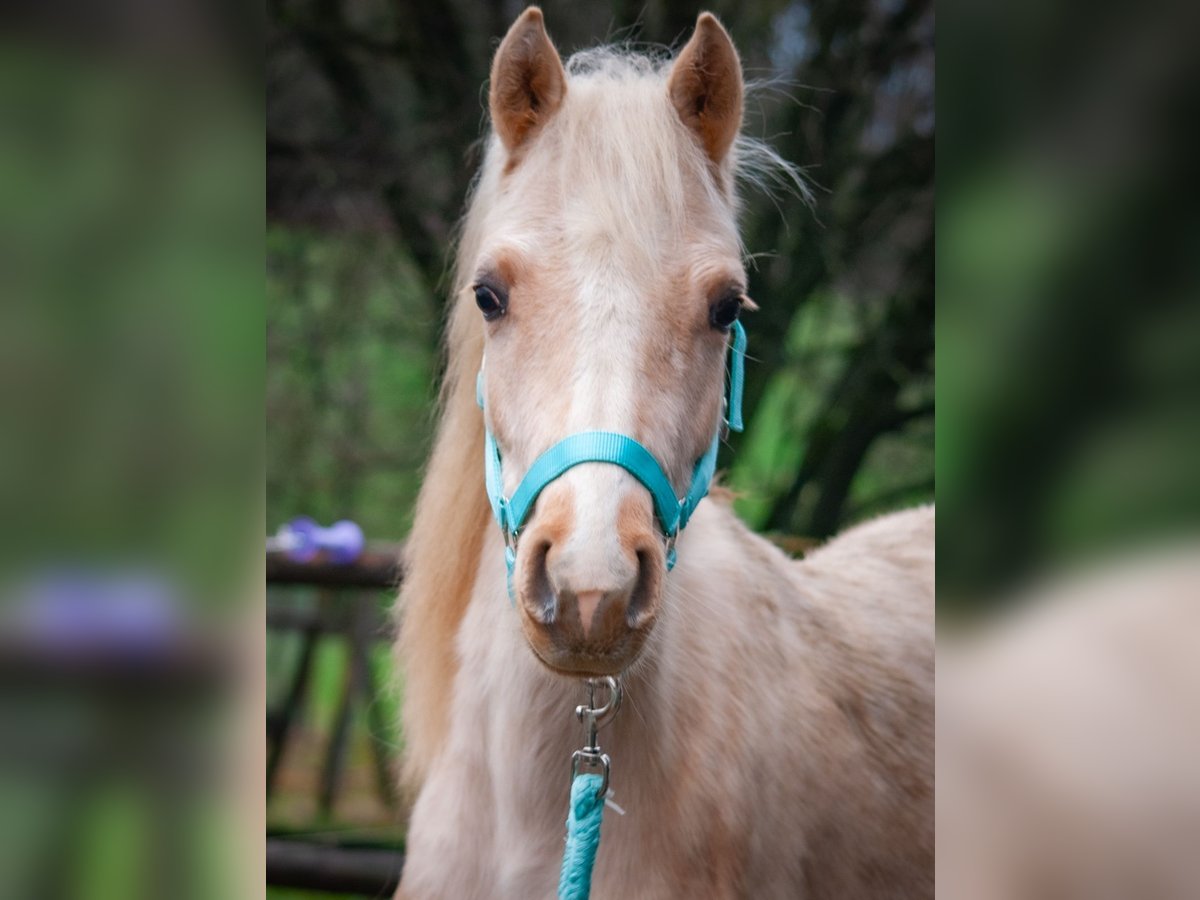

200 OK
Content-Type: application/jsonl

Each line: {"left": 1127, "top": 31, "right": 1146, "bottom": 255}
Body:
{"left": 557, "top": 772, "right": 606, "bottom": 900}
{"left": 558, "top": 676, "right": 622, "bottom": 900}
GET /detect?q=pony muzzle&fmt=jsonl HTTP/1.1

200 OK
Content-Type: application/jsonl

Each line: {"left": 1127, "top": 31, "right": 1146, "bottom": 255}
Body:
{"left": 512, "top": 488, "right": 664, "bottom": 676}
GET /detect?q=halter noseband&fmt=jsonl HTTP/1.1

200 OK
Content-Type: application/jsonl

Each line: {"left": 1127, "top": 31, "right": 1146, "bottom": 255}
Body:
{"left": 477, "top": 321, "right": 746, "bottom": 584}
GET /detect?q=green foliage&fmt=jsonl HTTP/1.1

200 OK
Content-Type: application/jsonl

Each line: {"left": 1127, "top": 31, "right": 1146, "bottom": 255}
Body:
{"left": 729, "top": 287, "right": 933, "bottom": 532}
{"left": 731, "top": 290, "right": 860, "bottom": 526}
{"left": 267, "top": 228, "right": 438, "bottom": 538}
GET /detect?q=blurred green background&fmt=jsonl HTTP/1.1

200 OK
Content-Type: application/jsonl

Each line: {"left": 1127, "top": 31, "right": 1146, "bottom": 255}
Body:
{"left": 936, "top": 0, "right": 1200, "bottom": 610}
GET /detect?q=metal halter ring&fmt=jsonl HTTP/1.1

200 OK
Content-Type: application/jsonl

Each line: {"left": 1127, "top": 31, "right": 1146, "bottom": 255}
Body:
{"left": 501, "top": 528, "right": 521, "bottom": 577}
{"left": 664, "top": 529, "right": 678, "bottom": 569}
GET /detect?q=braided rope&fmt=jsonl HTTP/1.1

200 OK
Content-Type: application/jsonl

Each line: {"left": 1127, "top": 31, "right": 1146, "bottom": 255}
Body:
{"left": 557, "top": 773, "right": 606, "bottom": 900}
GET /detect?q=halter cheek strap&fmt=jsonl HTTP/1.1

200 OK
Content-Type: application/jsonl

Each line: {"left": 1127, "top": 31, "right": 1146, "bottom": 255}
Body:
{"left": 479, "top": 320, "right": 745, "bottom": 578}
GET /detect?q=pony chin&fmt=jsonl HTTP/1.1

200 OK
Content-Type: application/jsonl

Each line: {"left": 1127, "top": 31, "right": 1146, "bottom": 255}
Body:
{"left": 516, "top": 607, "right": 652, "bottom": 678}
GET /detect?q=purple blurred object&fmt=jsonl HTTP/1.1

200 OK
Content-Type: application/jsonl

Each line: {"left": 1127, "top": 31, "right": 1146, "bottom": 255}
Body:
{"left": 268, "top": 517, "right": 365, "bottom": 564}
{"left": 12, "top": 568, "right": 183, "bottom": 656}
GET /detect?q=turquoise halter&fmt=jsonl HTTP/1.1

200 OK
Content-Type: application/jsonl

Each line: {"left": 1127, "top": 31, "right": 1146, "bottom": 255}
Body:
{"left": 477, "top": 320, "right": 746, "bottom": 581}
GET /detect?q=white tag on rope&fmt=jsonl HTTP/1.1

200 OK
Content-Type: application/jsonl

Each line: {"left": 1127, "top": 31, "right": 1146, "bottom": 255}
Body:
{"left": 604, "top": 792, "right": 626, "bottom": 816}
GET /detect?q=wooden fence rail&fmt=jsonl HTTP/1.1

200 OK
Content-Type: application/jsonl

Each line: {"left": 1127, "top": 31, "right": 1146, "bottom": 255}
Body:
{"left": 267, "top": 544, "right": 405, "bottom": 895}
{"left": 266, "top": 837, "right": 404, "bottom": 895}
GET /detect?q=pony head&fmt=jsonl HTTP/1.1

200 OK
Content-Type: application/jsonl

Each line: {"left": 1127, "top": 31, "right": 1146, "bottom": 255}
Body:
{"left": 466, "top": 8, "right": 749, "bottom": 676}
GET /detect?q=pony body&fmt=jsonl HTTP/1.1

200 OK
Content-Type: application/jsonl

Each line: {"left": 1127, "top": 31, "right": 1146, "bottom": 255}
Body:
{"left": 397, "top": 9, "right": 933, "bottom": 898}
{"left": 400, "top": 504, "right": 933, "bottom": 898}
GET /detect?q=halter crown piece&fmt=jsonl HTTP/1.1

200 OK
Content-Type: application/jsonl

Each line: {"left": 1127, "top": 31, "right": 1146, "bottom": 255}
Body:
{"left": 477, "top": 320, "right": 746, "bottom": 591}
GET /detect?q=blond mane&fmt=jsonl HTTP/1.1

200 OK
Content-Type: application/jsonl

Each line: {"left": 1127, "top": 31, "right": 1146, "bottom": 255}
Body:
{"left": 396, "top": 45, "right": 806, "bottom": 784}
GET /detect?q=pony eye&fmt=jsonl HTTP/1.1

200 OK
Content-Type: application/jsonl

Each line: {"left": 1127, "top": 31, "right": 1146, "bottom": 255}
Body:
{"left": 709, "top": 293, "right": 742, "bottom": 331}
{"left": 474, "top": 283, "right": 507, "bottom": 320}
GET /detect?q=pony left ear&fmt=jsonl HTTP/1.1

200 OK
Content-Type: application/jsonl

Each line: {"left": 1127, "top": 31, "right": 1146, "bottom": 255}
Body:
{"left": 489, "top": 7, "right": 567, "bottom": 154}
{"left": 667, "top": 13, "right": 744, "bottom": 165}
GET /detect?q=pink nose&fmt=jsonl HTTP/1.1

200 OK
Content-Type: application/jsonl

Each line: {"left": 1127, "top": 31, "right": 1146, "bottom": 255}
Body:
{"left": 576, "top": 591, "right": 604, "bottom": 639}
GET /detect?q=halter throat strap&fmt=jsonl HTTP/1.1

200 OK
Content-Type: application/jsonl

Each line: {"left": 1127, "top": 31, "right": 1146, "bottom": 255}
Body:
{"left": 479, "top": 320, "right": 745, "bottom": 573}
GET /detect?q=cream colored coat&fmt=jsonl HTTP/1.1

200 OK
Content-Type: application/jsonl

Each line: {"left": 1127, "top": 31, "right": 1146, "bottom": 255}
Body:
{"left": 399, "top": 501, "right": 933, "bottom": 899}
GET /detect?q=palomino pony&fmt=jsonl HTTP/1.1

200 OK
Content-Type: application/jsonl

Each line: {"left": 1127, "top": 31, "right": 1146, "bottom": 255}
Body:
{"left": 396, "top": 8, "right": 933, "bottom": 898}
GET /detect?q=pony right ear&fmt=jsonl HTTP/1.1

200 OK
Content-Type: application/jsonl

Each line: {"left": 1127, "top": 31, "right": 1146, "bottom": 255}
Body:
{"left": 667, "top": 13, "right": 744, "bottom": 165}
{"left": 489, "top": 7, "right": 567, "bottom": 154}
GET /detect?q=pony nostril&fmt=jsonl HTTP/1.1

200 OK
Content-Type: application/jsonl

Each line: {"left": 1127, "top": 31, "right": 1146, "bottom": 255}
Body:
{"left": 523, "top": 539, "right": 557, "bottom": 624}
{"left": 626, "top": 548, "right": 660, "bottom": 628}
